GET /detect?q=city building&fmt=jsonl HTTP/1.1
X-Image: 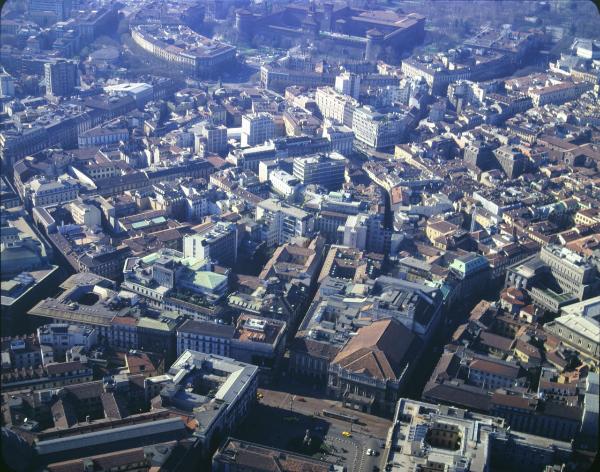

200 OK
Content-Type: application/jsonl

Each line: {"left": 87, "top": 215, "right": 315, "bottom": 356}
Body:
{"left": 68, "top": 200, "right": 102, "bottom": 228}
{"left": 315, "top": 86, "right": 358, "bottom": 127}
{"left": 237, "top": 4, "right": 424, "bottom": 62}
{"left": 259, "top": 235, "right": 326, "bottom": 285}
{"left": 528, "top": 81, "right": 592, "bottom": 107}
{"left": 0, "top": 68, "right": 15, "bottom": 97}
{"left": 2, "top": 360, "right": 94, "bottom": 392}
{"left": 212, "top": 438, "right": 342, "bottom": 471}
{"left": 26, "top": 177, "right": 79, "bottom": 208}
{"left": 196, "top": 124, "right": 228, "bottom": 155}
{"left": 131, "top": 24, "right": 236, "bottom": 78}
{"left": 544, "top": 296, "right": 600, "bottom": 366}
{"left": 335, "top": 72, "right": 361, "bottom": 99}
{"left": 328, "top": 318, "right": 417, "bottom": 414}
{"left": 352, "top": 106, "right": 410, "bottom": 150}
{"left": 29, "top": 0, "right": 72, "bottom": 21}
{"left": 241, "top": 113, "right": 275, "bottom": 147}
{"left": 539, "top": 246, "right": 600, "bottom": 301}
{"left": 183, "top": 222, "right": 238, "bottom": 267}
{"left": 341, "top": 213, "right": 391, "bottom": 254}
{"left": 146, "top": 350, "right": 258, "bottom": 454}
{"left": 506, "top": 246, "right": 600, "bottom": 313}
{"left": 28, "top": 273, "right": 181, "bottom": 361}
{"left": 322, "top": 123, "right": 354, "bottom": 156}
{"left": 292, "top": 153, "right": 346, "bottom": 190}
{"left": 268, "top": 169, "right": 300, "bottom": 198}
{"left": 494, "top": 145, "right": 529, "bottom": 179}
{"left": 386, "top": 398, "right": 573, "bottom": 472}
{"left": 1, "top": 206, "right": 60, "bottom": 335}
{"left": 256, "top": 198, "right": 315, "bottom": 247}
{"left": 44, "top": 60, "right": 78, "bottom": 97}
{"left": 176, "top": 315, "right": 286, "bottom": 378}
{"left": 37, "top": 323, "right": 97, "bottom": 352}
{"left": 123, "top": 248, "right": 229, "bottom": 308}
{"left": 1, "top": 3, "right": 599, "bottom": 469}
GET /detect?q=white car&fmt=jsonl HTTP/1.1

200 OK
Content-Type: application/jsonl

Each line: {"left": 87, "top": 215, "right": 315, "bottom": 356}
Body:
{"left": 366, "top": 448, "right": 375, "bottom": 456}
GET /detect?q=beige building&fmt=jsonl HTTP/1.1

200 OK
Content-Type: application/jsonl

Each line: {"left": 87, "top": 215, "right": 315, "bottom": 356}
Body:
{"left": 69, "top": 200, "right": 102, "bottom": 228}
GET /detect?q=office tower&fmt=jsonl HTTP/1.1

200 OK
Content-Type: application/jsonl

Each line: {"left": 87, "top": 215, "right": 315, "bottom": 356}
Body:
{"left": 183, "top": 222, "right": 238, "bottom": 267}
{"left": 494, "top": 145, "right": 528, "bottom": 179}
{"left": 292, "top": 153, "right": 346, "bottom": 190}
{"left": 335, "top": 72, "right": 361, "bottom": 99}
{"left": 44, "top": 60, "right": 78, "bottom": 97}
{"left": 0, "top": 69, "right": 15, "bottom": 97}
{"left": 241, "top": 113, "right": 274, "bottom": 147}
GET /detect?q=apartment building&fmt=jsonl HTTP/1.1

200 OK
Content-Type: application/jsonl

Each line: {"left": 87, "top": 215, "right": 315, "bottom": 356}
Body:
{"left": 292, "top": 153, "right": 346, "bottom": 190}
{"left": 241, "top": 113, "right": 275, "bottom": 147}
{"left": 352, "top": 106, "right": 409, "bottom": 150}
{"left": 315, "top": 86, "right": 358, "bottom": 127}
{"left": 44, "top": 59, "right": 78, "bottom": 97}
{"left": 183, "top": 222, "right": 238, "bottom": 267}
{"left": 256, "top": 198, "right": 315, "bottom": 247}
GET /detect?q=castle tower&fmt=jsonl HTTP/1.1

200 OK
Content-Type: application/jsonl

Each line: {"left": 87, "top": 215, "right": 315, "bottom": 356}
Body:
{"left": 235, "top": 9, "right": 253, "bottom": 42}
{"left": 365, "top": 29, "right": 384, "bottom": 62}
{"left": 323, "top": 2, "right": 334, "bottom": 32}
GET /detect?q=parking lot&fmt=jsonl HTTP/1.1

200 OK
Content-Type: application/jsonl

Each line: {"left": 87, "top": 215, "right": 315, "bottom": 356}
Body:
{"left": 233, "top": 386, "right": 392, "bottom": 471}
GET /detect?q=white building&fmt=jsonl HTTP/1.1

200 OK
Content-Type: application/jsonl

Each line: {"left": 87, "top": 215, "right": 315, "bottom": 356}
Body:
{"left": 256, "top": 198, "right": 315, "bottom": 247}
{"left": 292, "top": 153, "right": 346, "bottom": 190}
{"left": 352, "top": 106, "right": 409, "bottom": 150}
{"left": 130, "top": 24, "right": 236, "bottom": 78}
{"left": 241, "top": 112, "right": 275, "bottom": 147}
{"left": 145, "top": 350, "right": 258, "bottom": 453}
{"left": 28, "top": 177, "right": 78, "bottom": 207}
{"left": 196, "top": 123, "right": 228, "bottom": 155}
{"left": 385, "top": 398, "right": 572, "bottom": 472}
{"left": 258, "top": 159, "right": 278, "bottom": 183}
{"left": 0, "top": 68, "right": 15, "bottom": 97}
{"left": 103, "top": 82, "right": 154, "bottom": 107}
{"left": 342, "top": 214, "right": 368, "bottom": 250}
{"left": 574, "top": 39, "right": 600, "bottom": 60}
{"left": 528, "top": 81, "right": 592, "bottom": 107}
{"left": 183, "top": 222, "right": 238, "bottom": 267}
{"left": 334, "top": 72, "right": 361, "bottom": 99}
{"left": 184, "top": 192, "right": 220, "bottom": 221}
{"left": 269, "top": 169, "right": 300, "bottom": 198}
{"left": 322, "top": 122, "right": 354, "bottom": 156}
{"left": 37, "top": 324, "right": 97, "bottom": 352}
{"left": 69, "top": 200, "right": 102, "bottom": 228}
{"left": 581, "top": 372, "right": 598, "bottom": 440}
{"left": 315, "top": 86, "right": 358, "bottom": 127}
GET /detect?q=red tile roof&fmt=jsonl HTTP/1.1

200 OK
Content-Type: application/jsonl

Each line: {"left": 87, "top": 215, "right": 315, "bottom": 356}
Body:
{"left": 332, "top": 318, "right": 415, "bottom": 380}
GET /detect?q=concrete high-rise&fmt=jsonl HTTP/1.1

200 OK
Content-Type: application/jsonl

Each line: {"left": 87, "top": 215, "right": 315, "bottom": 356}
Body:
{"left": 292, "top": 153, "right": 346, "bottom": 190}
{"left": 183, "top": 222, "right": 238, "bottom": 267}
{"left": 335, "top": 72, "right": 361, "bottom": 99}
{"left": 44, "top": 60, "right": 78, "bottom": 97}
{"left": 494, "top": 145, "right": 528, "bottom": 179}
{"left": 196, "top": 124, "right": 228, "bottom": 155}
{"left": 0, "top": 68, "right": 15, "bottom": 98}
{"left": 30, "top": 0, "right": 72, "bottom": 21}
{"left": 241, "top": 113, "right": 274, "bottom": 147}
